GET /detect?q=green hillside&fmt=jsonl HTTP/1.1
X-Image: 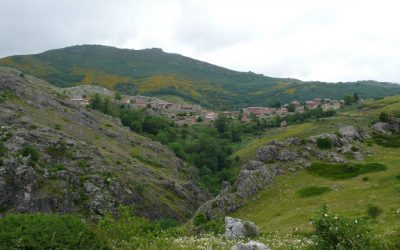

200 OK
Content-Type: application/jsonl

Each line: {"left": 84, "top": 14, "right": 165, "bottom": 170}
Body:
{"left": 230, "top": 95, "right": 400, "bottom": 239}
{"left": 1, "top": 44, "right": 400, "bottom": 110}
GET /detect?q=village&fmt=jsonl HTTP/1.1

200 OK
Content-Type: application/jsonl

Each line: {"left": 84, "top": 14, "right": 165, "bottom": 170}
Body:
{"left": 66, "top": 92, "right": 344, "bottom": 126}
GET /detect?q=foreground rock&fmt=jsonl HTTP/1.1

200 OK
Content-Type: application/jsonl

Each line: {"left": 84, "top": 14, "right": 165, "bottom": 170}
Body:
{"left": 225, "top": 217, "right": 259, "bottom": 239}
{"left": 231, "top": 241, "right": 270, "bottom": 250}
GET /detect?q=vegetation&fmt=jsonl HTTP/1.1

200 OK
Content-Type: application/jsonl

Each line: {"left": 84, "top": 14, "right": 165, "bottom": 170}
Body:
{"left": 307, "top": 162, "right": 387, "bottom": 180}
{"left": 296, "top": 186, "right": 330, "bottom": 198}
{"left": 2, "top": 45, "right": 400, "bottom": 109}
{"left": 311, "top": 205, "right": 384, "bottom": 249}
{"left": 0, "top": 213, "right": 103, "bottom": 249}
{"left": 316, "top": 137, "right": 333, "bottom": 149}
{"left": 372, "top": 134, "right": 400, "bottom": 148}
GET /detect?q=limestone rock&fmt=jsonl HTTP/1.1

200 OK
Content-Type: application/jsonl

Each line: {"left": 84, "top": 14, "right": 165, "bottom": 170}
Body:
{"left": 231, "top": 241, "right": 270, "bottom": 250}
{"left": 225, "top": 217, "right": 259, "bottom": 239}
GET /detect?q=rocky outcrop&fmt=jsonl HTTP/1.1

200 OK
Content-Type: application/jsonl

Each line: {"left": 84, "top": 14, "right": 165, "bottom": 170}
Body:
{"left": 196, "top": 161, "right": 277, "bottom": 219}
{"left": 232, "top": 241, "right": 270, "bottom": 250}
{"left": 0, "top": 67, "right": 208, "bottom": 221}
{"left": 372, "top": 118, "right": 400, "bottom": 134}
{"left": 225, "top": 217, "right": 259, "bottom": 239}
{"left": 196, "top": 125, "right": 369, "bottom": 219}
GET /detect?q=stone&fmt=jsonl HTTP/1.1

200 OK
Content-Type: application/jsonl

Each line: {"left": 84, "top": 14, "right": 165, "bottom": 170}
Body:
{"left": 372, "top": 122, "right": 392, "bottom": 135}
{"left": 339, "top": 126, "right": 365, "bottom": 140}
{"left": 225, "top": 217, "right": 259, "bottom": 239}
{"left": 231, "top": 241, "right": 270, "bottom": 250}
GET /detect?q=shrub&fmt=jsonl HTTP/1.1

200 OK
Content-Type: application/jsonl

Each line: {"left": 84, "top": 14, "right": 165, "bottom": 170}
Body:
{"left": 19, "top": 146, "right": 39, "bottom": 162}
{"left": 311, "top": 205, "right": 382, "bottom": 249}
{"left": 308, "top": 162, "right": 387, "bottom": 180}
{"left": 95, "top": 206, "right": 173, "bottom": 249}
{"left": 0, "top": 213, "right": 103, "bottom": 249}
{"left": 297, "top": 186, "right": 330, "bottom": 198}
{"left": 367, "top": 204, "right": 382, "bottom": 219}
{"left": 193, "top": 213, "right": 208, "bottom": 226}
{"left": 379, "top": 111, "right": 391, "bottom": 122}
{"left": 0, "top": 142, "right": 6, "bottom": 157}
{"left": 316, "top": 137, "right": 333, "bottom": 149}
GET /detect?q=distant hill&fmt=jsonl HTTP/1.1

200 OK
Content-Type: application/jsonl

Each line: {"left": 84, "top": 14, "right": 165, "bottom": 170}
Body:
{"left": 1, "top": 44, "right": 400, "bottom": 110}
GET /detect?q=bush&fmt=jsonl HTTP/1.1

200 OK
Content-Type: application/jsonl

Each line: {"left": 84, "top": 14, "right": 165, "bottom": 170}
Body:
{"left": 19, "top": 146, "right": 39, "bottom": 163}
{"left": 0, "top": 142, "right": 6, "bottom": 157}
{"left": 367, "top": 204, "right": 382, "bottom": 219}
{"left": 95, "top": 206, "right": 173, "bottom": 249}
{"left": 193, "top": 213, "right": 208, "bottom": 226}
{"left": 297, "top": 186, "right": 330, "bottom": 198}
{"left": 316, "top": 137, "right": 333, "bottom": 149}
{"left": 379, "top": 111, "right": 391, "bottom": 122}
{"left": 0, "top": 213, "right": 103, "bottom": 249}
{"left": 311, "top": 205, "right": 382, "bottom": 249}
{"left": 308, "top": 162, "right": 387, "bottom": 180}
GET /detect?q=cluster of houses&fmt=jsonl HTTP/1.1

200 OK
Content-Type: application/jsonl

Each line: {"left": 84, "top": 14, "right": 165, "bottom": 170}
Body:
{"left": 238, "top": 98, "right": 343, "bottom": 122}
{"left": 66, "top": 94, "right": 343, "bottom": 126}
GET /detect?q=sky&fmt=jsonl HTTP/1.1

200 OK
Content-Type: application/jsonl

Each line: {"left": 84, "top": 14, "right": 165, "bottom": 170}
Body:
{"left": 1, "top": 0, "right": 399, "bottom": 83}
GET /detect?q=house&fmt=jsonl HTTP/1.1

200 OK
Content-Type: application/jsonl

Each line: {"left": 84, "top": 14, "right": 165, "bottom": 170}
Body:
{"left": 243, "top": 107, "right": 275, "bottom": 117}
{"left": 240, "top": 113, "right": 249, "bottom": 122}
{"left": 204, "top": 112, "right": 217, "bottom": 121}
{"left": 306, "top": 100, "right": 319, "bottom": 109}
{"left": 295, "top": 106, "right": 305, "bottom": 113}
{"left": 276, "top": 108, "right": 288, "bottom": 115}
{"left": 115, "top": 97, "right": 131, "bottom": 105}
{"left": 321, "top": 100, "right": 342, "bottom": 111}
{"left": 291, "top": 101, "right": 301, "bottom": 107}
{"left": 67, "top": 98, "right": 90, "bottom": 105}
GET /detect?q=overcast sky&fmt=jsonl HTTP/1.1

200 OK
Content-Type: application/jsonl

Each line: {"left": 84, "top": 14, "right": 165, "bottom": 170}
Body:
{"left": 1, "top": 0, "right": 399, "bottom": 83}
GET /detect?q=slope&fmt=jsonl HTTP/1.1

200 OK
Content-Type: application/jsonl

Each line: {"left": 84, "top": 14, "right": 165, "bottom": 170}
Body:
{"left": 0, "top": 66, "right": 208, "bottom": 221}
{"left": 230, "top": 96, "right": 400, "bottom": 235}
{"left": 1, "top": 44, "right": 400, "bottom": 109}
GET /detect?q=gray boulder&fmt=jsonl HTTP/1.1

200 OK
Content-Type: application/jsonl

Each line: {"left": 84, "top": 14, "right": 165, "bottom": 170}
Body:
{"left": 225, "top": 217, "right": 259, "bottom": 239}
{"left": 372, "top": 122, "right": 392, "bottom": 134}
{"left": 339, "top": 126, "right": 366, "bottom": 140}
{"left": 231, "top": 241, "right": 270, "bottom": 250}
{"left": 256, "top": 145, "right": 299, "bottom": 162}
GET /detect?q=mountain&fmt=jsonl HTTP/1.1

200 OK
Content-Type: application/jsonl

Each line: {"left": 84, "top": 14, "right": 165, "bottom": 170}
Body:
{"left": 0, "top": 66, "right": 208, "bottom": 221}
{"left": 1, "top": 44, "right": 400, "bottom": 110}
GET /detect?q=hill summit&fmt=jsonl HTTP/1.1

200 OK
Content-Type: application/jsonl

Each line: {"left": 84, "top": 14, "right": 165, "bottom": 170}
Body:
{"left": 1, "top": 44, "right": 400, "bottom": 109}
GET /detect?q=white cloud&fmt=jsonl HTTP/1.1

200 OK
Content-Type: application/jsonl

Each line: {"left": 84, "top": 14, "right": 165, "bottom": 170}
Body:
{"left": 0, "top": 0, "right": 399, "bottom": 82}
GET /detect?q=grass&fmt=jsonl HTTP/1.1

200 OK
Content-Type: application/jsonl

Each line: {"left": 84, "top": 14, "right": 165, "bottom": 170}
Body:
{"left": 307, "top": 162, "right": 387, "bottom": 180}
{"left": 232, "top": 143, "right": 400, "bottom": 236}
{"left": 373, "top": 134, "right": 400, "bottom": 148}
{"left": 296, "top": 186, "right": 331, "bottom": 198}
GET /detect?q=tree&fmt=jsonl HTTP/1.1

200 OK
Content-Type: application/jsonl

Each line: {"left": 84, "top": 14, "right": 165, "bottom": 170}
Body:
{"left": 102, "top": 97, "right": 114, "bottom": 116}
{"left": 379, "top": 111, "right": 390, "bottom": 122}
{"left": 90, "top": 94, "right": 103, "bottom": 110}
{"left": 214, "top": 113, "right": 228, "bottom": 133}
{"left": 288, "top": 104, "right": 296, "bottom": 112}
{"left": 114, "top": 91, "right": 122, "bottom": 100}
{"left": 343, "top": 95, "right": 353, "bottom": 105}
{"left": 353, "top": 92, "right": 360, "bottom": 103}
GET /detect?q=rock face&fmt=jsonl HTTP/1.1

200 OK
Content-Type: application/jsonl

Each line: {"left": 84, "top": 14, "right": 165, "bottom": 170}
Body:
{"left": 196, "top": 161, "right": 277, "bottom": 219}
{"left": 0, "top": 67, "right": 208, "bottom": 221}
{"left": 225, "top": 217, "right": 260, "bottom": 239}
{"left": 231, "top": 241, "right": 270, "bottom": 250}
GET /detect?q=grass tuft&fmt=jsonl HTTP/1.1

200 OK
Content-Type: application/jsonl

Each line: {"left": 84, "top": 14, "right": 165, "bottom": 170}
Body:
{"left": 307, "top": 162, "right": 387, "bottom": 180}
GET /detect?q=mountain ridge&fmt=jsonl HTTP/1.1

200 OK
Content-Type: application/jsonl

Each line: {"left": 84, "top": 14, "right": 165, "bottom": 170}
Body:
{"left": 1, "top": 44, "right": 400, "bottom": 109}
